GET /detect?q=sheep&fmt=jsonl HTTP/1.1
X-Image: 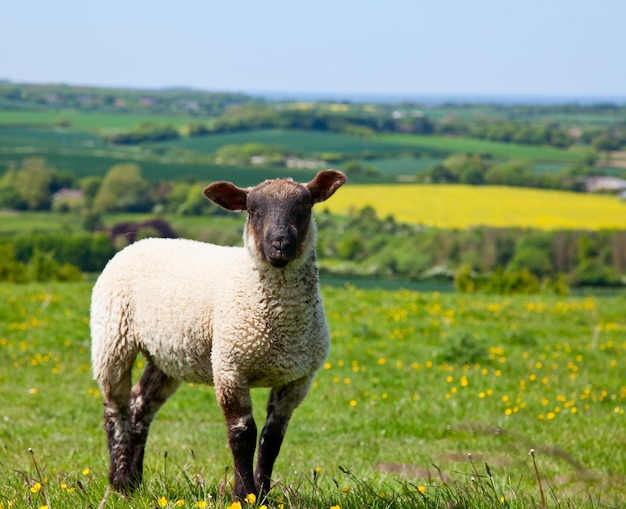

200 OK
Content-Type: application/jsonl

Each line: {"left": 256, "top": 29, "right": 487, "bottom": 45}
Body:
{"left": 90, "top": 169, "right": 347, "bottom": 499}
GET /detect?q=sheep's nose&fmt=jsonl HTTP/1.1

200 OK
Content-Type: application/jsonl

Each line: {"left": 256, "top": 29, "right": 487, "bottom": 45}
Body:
{"left": 272, "top": 237, "right": 290, "bottom": 252}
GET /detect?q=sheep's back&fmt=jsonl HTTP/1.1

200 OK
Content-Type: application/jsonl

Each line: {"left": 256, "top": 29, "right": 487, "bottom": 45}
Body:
{"left": 91, "top": 238, "right": 244, "bottom": 384}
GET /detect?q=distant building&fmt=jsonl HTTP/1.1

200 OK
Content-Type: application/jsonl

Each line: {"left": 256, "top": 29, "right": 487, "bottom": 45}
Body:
{"left": 285, "top": 157, "right": 325, "bottom": 169}
{"left": 53, "top": 188, "right": 84, "bottom": 201}
{"left": 584, "top": 176, "right": 626, "bottom": 193}
{"left": 52, "top": 188, "right": 85, "bottom": 212}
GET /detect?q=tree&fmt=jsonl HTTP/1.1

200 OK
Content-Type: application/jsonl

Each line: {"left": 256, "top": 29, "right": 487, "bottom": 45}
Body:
{"left": 507, "top": 247, "right": 552, "bottom": 278}
{"left": 428, "top": 164, "right": 458, "bottom": 183}
{"left": 1, "top": 157, "right": 56, "bottom": 210}
{"left": 441, "top": 153, "right": 489, "bottom": 185}
{"left": 79, "top": 175, "right": 103, "bottom": 208}
{"left": 93, "top": 163, "right": 152, "bottom": 212}
{"left": 343, "top": 161, "right": 364, "bottom": 175}
{"left": 177, "top": 184, "right": 223, "bottom": 216}
{"left": 484, "top": 161, "right": 533, "bottom": 186}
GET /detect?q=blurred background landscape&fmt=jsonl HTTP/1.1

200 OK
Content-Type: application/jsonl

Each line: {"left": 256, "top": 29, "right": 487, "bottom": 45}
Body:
{"left": 2, "top": 2, "right": 626, "bottom": 508}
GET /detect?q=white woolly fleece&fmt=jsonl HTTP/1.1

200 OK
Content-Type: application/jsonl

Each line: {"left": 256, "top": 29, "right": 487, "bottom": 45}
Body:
{"left": 90, "top": 236, "right": 330, "bottom": 392}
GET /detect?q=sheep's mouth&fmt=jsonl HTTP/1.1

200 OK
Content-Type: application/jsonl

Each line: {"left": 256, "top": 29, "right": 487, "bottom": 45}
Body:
{"left": 266, "top": 248, "right": 295, "bottom": 268}
{"left": 265, "top": 240, "right": 297, "bottom": 268}
{"left": 268, "top": 257, "right": 290, "bottom": 268}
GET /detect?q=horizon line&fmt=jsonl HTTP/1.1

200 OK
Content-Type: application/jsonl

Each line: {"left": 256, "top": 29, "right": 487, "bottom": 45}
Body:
{"left": 3, "top": 79, "right": 626, "bottom": 105}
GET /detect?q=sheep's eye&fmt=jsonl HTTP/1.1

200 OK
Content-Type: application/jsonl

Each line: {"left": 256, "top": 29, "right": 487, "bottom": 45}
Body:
{"left": 299, "top": 203, "right": 312, "bottom": 216}
{"left": 247, "top": 208, "right": 259, "bottom": 218}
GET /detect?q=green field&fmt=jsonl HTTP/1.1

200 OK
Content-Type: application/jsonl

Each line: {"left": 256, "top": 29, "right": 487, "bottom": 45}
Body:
{"left": 1, "top": 282, "right": 624, "bottom": 507}
{"left": 0, "top": 126, "right": 435, "bottom": 184}
{"left": 0, "top": 126, "right": 109, "bottom": 148}
{"left": 0, "top": 110, "right": 196, "bottom": 130}
{"left": 159, "top": 129, "right": 424, "bottom": 156}
{"left": 0, "top": 148, "right": 300, "bottom": 184}
{"left": 374, "top": 133, "right": 587, "bottom": 162}
{"left": 0, "top": 122, "right": 594, "bottom": 189}
{"left": 356, "top": 156, "right": 445, "bottom": 178}
{"left": 0, "top": 127, "right": 319, "bottom": 183}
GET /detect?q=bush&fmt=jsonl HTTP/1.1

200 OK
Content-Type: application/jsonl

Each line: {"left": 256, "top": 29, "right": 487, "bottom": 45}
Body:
{"left": 455, "top": 265, "right": 549, "bottom": 295}
{"left": 484, "top": 268, "right": 541, "bottom": 294}
{"left": 574, "top": 260, "right": 622, "bottom": 286}
{"left": 438, "top": 332, "right": 490, "bottom": 366}
{"left": 0, "top": 244, "right": 28, "bottom": 282}
{"left": 0, "top": 245, "right": 82, "bottom": 282}
{"left": 4, "top": 233, "right": 115, "bottom": 273}
{"left": 508, "top": 246, "right": 553, "bottom": 278}
{"left": 28, "top": 249, "right": 61, "bottom": 281}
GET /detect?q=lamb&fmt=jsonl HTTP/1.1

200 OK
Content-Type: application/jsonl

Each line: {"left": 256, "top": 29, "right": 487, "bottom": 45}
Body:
{"left": 90, "top": 169, "right": 347, "bottom": 499}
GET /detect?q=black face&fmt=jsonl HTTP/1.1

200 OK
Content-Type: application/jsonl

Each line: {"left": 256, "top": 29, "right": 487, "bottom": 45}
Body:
{"left": 246, "top": 183, "right": 313, "bottom": 268}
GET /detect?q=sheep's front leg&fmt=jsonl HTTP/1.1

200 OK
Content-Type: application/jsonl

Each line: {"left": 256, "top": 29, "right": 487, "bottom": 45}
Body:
{"left": 216, "top": 382, "right": 258, "bottom": 499}
{"left": 255, "top": 376, "right": 312, "bottom": 496}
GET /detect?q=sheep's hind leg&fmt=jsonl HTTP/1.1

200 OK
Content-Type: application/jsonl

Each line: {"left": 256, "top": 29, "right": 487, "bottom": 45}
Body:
{"left": 101, "top": 370, "right": 133, "bottom": 493}
{"left": 255, "top": 376, "right": 312, "bottom": 496}
{"left": 128, "top": 362, "right": 181, "bottom": 488}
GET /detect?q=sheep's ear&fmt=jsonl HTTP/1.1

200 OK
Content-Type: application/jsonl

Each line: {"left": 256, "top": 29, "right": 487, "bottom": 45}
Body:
{"left": 203, "top": 182, "right": 248, "bottom": 211}
{"left": 307, "top": 170, "right": 347, "bottom": 204}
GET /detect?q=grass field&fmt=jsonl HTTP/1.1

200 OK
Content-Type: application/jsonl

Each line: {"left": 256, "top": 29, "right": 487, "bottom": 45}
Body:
{"left": 0, "top": 126, "right": 108, "bottom": 150}
{"left": 322, "top": 183, "right": 626, "bottom": 230}
{"left": 0, "top": 110, "right": 196, "bottom": 130}
{"left": 159, "top": 129, "right": 424, "bottom": 156}
{"left": 0, "top": 127, "right": 316, "bottom": 183}
{"left": 373, "top": 134, "right": 587, "bottom": 163}
{"left": 0, "top": 124, "right": 594, "bottom": 189}
{"left": 0, "top": 149, "right": 296, "bottom": 184}
{"left": 356, "top": 156, "right": 445, "bottom": 179}
{"left": 0, "top": 282, "right": 624, "bottom": 508}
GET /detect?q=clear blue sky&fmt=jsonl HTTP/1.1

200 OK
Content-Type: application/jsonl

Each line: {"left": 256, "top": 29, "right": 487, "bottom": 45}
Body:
{"left": 2, "top": 0, "right": 624, "bottom": 99}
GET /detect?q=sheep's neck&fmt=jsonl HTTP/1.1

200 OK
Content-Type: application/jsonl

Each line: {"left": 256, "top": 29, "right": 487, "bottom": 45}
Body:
{"left": 255, "top": 252, "right": 319, "bottom": 298}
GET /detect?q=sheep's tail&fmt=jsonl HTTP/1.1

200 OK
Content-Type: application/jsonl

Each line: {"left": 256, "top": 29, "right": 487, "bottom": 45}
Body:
{"left": 90, "top": 282, "right": 137, "bottom": 386}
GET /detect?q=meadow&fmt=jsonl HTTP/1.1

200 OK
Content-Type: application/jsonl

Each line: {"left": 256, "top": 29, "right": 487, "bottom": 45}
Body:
{"left": 373, "top": 134, "right": 587, "bottom": 163}
{"left": 159, "top": 129, "right": 423, "bottom": 157}
{"left": 1, "top": 282, "right": 625, "bottom": 508}
{"left": 0, "top": 123, "right": 600, "bottom": 187}
{"left": 321, "top": 184, "right": 626, "bottom": 230}
{"left": 0, "top": 127, "right": 310, "bottom": 184}
{"left": 0, "top": 111, "right": 196, "bottom": 131}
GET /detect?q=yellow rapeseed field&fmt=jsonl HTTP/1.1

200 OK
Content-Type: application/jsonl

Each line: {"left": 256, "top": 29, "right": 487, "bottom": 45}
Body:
{"left": 322, "top": 184, "right": 626, "bottom": 230}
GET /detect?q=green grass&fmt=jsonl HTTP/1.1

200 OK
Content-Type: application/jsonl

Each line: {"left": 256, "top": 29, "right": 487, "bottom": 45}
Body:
{"left": 22, "top": 151, "right": 310, "bottom": 183}
{"left": 357, "top": 156, "right": 445, "bottom": 178}
{"left": 0, "top": 110, "right": 196, "bottom": 130}
{"left": 159, "top": 129, "right": 423, "bottom": 156}
{"left": 0, "top": 129, "right": 314, "bottom": 183}
{"left": 374, "top": 133, "right": 587, "bottom": 162}
{"left": 532, "top": 162, "right": 569, "bottom": 174}
{"left": 0, "top": 126, "right": 108, "bottom": 150}
{"left": 1, "top": 282, "right": 625, "bottom": 507}
{"left": 0, "top": 125, "right": 590, "bottom": 187}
